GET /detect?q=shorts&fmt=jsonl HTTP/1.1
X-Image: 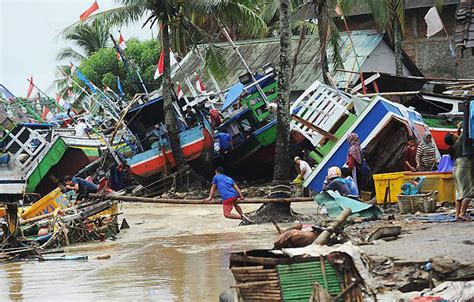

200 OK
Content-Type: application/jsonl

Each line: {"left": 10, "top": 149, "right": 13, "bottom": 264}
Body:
{"left": 222, "top": 197, "right": 238, "bottom": 216}
{"left": 454, "top": 157, "right": 474, "bottom": 201}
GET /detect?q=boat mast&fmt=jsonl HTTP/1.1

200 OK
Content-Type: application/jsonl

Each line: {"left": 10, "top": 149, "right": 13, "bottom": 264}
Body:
{"left": 221, "top": 27, "right": 269, "bottom": 103}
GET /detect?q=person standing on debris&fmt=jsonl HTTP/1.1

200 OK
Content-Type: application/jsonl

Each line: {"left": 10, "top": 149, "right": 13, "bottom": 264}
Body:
{"left": 64, "top": 175, "right": 99, "bottom": 202}
{"left": 205, "top": 167, "right": 252, "bottom": 223}
{"left": 445, "top": 129, "right": 472, "bottom": 221}
{"left": 322, "top": 167, "right": 351, "bottom": 196}
{"left": 346, "top": 133, "right": 363, "bottom": 186}
{"left": 75, "top": 118, "right": 92, "bottom": 137}
{"left": 294, "top": 156, "right": 312, "bottom": 197}
{"left": 416, "top": 133, "right": 437, "bottom": 172}
{"left": 209, "top": 109, "right": 222, "bottom": 128}
{"left": 215, "top": 130, "right": 233, "bottom": 152}
{"left": 403, "top": 136, "right": 418, "bottom": 172}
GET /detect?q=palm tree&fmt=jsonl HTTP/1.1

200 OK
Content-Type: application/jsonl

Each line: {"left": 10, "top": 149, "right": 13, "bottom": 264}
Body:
{"left": 69, "top": 0, "right": 267, "bottom": 173}
{"left": 54, "top": 20, "right": 111, "bottom": 100}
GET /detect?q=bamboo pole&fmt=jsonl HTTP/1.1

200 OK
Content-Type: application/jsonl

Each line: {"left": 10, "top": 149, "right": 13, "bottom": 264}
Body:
{"left": 314, "top": 208, "right": 352, "bottom": 245}
{"left": 89, "top": 194, "right": 313, "bottom": 204}
{"left": 356, "top": 91, "right": 420, "bottom": 97}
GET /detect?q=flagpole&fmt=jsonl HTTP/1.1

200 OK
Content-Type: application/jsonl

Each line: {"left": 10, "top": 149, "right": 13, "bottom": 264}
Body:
{"left": 57, "top": 66, "right": 118, "bottom": 122}
{"left": 220, "top": 27, "right": 268, "bottom": 103}
{"left": 26, "top": 79, "right": 63, "bottom": 112}
{"left": 110, "top": 34, "right": 149, "bottom": 95}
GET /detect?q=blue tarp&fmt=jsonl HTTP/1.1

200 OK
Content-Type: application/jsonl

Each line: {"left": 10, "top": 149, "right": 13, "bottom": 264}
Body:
{"left": 221, "top": 83, "right": 244, "bottom": 112}
{"left": 437, "top": 154, "right": 454, "bottom": 172}
{"left": 314, "top": 191, "right": 382, "bottom": 219}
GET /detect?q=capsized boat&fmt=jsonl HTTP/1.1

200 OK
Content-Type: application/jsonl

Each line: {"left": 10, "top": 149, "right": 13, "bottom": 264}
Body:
{"left": 303, "top": 93, "right": 438, "bottom": 192}
{"left": 123, "top": 95, "right": 214, "bottom": 185}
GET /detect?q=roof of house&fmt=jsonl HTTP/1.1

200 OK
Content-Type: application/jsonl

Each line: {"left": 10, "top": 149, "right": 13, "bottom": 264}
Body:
{"left": 173, "top": 31, "right": 409, "bottom": 95}
{"left": 455, "top": 0, "right": 474, "bottom": 48}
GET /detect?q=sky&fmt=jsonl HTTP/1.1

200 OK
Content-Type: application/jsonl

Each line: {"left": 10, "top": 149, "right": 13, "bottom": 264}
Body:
{"left": 0, "top": 0, "right": 152, "bottom": 98}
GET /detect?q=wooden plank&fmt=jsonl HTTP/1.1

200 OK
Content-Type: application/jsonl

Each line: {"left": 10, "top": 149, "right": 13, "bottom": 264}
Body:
{"left": 230, "top": 254, "right": 279, "bottom": 265}
{"left": 291, "top": 114, "right": 337, "bottom": 141}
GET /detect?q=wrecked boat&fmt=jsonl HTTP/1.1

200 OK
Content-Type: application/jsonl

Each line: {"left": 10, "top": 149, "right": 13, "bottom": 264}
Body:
{"left": 123, "top": 95, "right": 214, "bottom": 185}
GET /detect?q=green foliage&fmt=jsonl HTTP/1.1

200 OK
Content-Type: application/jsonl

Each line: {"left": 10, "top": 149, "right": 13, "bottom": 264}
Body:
{"left": 76, "top": 38, "right": 161, "bottom": 98}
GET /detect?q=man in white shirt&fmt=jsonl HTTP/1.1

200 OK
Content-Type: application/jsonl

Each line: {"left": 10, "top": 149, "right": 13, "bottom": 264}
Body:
{"left": 294, "top": 156, "right": 312, "bottom": 180}
{"left": 295, "top": 156, "right": 312, "bottom": 197}
{"left": 75, "top": 118, "right": 91, "bottom": 137}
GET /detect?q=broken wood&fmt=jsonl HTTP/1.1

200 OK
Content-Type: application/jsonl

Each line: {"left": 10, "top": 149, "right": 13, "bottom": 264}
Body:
{"left": 368, "top": 226, "right": 402, "bottom": 242}
{"left": 230, "top": 280, "right": 279, "bottom": 288}
{"left": 314, "top": 208, "right": 352, "bottom": 245}
{"left": 334, "top": 281, "right": 358, "bottom": 300}
{"left": 356, "top": 91, "right": 420, "bottom": 97}
{"left": 290, "top": 114, "right": 337, "bottom": 141}
{"left": 89, "top": 193, "right": 313, "bottom": 204}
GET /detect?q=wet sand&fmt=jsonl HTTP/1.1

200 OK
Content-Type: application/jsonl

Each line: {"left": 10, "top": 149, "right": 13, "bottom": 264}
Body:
{"left": 0, "top": 202, "right": 316, "bottom": 302}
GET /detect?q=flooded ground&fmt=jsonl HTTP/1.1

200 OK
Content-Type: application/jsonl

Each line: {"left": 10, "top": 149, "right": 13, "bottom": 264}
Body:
{"left": 0, "top": 202, "right": 316, "bottom": 302}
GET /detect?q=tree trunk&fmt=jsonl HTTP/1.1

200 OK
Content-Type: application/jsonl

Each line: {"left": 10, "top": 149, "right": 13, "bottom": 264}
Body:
{"left": 393, "top": 20, "right": 403, "bottom": 76}
{"left": 162, "top": 23, "right": 187, "bottom": 168}
{"left": 160, "top": 22, "right": 207, "bottom": 189}
{"left": 316, "top": 3, "right": 330, "bottom": 85}
{"left": 251, "top": 0, "right": 294, "bottom": 224}
{"left": 273, "top": 0, "right": 292, "bottom": 185}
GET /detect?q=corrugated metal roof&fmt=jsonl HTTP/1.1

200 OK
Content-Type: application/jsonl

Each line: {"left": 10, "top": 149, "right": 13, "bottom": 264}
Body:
{"left": 173, "top": 31, "right": 384, "bottom": 95}
{"left": 455, "top": 0, "right": 474, "bottom": 48}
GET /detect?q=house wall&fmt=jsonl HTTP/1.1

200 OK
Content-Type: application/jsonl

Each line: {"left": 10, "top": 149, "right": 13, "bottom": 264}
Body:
{"left": 360, "top": 41, "right": 412, "bottom": 78}
{"left": 337, "top": 4, "right": 474, "bottom": 78}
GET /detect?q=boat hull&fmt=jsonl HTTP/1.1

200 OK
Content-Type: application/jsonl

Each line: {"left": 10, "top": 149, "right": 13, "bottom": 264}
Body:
{"left": 126, "top": 125, "right": 214, "bottom": 185}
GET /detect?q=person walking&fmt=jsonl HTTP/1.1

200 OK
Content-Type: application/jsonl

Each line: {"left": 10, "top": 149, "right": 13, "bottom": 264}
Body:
{"left": 205, "top": 167, "right": 252, "bottom": 223}
{"left": 416, "top": 133, "right": 437, "bottom": 172}
{"left": 294, "top": 156, "right": 312, "bottom": 197}
{"left": 346, "top": 133, "right": 363, "bottom": 187}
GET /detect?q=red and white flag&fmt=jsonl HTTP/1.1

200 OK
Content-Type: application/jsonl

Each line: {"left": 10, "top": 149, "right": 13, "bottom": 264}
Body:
{"left": 41, "top": 107, "right": 54, "bottom": 121}
{"left": 26, "top": 77, "right": 39, "bottom": 99}
{"left": 195, "top": 73, "right": 205, "bottom": 93}
{"left": 80, "top": 1, "right": 99, "bottom": 21}
{"left": 176, "top": 82, "right": 184, "bottom": 99}
{"left": 116, "top": 32, "right": 127, "bottom": 60}
{"left": 154, "top": 48, "right": 178, "bottom": 79}
{"left": 68, "top": 63, "right": 76, "bottom": 87}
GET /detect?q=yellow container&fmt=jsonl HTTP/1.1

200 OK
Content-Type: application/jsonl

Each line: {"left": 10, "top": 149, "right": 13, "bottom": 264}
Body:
{"left": 21, "top": 188, "right": 72, "bottom": 219}
{"left": 373, "top": 172, "right": 406, "bottom": 204}
{"left": 373, "top": 172, "right": 455, "bottom": 204}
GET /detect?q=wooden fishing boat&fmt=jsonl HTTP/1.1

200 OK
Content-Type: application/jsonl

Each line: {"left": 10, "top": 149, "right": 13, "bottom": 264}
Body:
{"left": 304, "top": 95, "right": 438, "bottom": 192}
{"left": 123, "top": 95, "right": 214, "bottom": 185}
{"left": 21, "top": 188, "right": 71, "bottom": 219}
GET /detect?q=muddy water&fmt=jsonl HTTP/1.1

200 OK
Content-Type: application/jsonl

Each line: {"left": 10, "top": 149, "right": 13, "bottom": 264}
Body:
{"left": 0, "top": 202, "right": 316, "bottom": 301}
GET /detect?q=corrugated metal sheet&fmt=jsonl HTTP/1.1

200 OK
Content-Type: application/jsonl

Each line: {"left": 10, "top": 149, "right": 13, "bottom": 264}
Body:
{"left": 173, "top": 31, "right": 383, "bottom": 95}
{"left": 455, "top": 0, "right": 474, "bottom": 48}
{"left": 277, "top": 261, "right": 342, "bottom": 301}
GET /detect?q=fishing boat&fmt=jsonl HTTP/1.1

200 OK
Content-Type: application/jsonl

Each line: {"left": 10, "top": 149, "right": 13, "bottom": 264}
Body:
{"left": 123, "top": 95, "right": 214, "bottom": 185}
{"left": 303, "top": 94, "right": 438, "bottom": 192}
{"left": 214, "top": 73, "right": 280, "bottom": 178}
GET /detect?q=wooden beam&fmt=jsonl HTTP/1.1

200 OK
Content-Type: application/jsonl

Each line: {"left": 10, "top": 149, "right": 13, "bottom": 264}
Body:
{"left": 290, "top": 114, "right": 337, "bottom": 141}
{"left": 89, "top": 193, "right": 313, "bottom": 204}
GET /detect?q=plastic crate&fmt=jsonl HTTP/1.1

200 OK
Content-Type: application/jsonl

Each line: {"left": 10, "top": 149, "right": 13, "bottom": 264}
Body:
{"left": 373, "top": 172, "right": 406, "bottom": 204}
{"left": 397, "top": 191, "right": 437, "bottom": 214}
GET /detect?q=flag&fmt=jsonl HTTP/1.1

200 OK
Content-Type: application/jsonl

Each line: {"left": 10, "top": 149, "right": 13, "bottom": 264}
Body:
{"left": 118, "top": 33, "right": 127, "bottom": 50}
{"left": 26, "top": 77, "right": 39, "bottom": 99}
{"left": 154, "top": 48, "right": 178, "bottom": 79}
{"left": 80, "top": 1, "right": 99, "bottom": 21}
{"left": 176, "top": 82, "right": 183, "bottom": 99}
{"left": 67, "top": 63, "right": 76, "bottom": 87}
{"left": 75, "top": 68, "right": 97, "bottom": 93}
{"left": 116, "top": 32, "right": 127, "bottom": 60}
{"left": 41, "top": 107, "right": 54, "bottom": 121}
{"left": 56, "top": 94, "right": 70, "bottom": 110}
{"left": 195, "top": 73, "right": 205, "bottom": 93}
{"left": 117, "top": 76, "right": 124, "bottom": 95}
{"left": 425, "top": 7, "right": 444, "bottom": 38}
{"left": 335, "top": 4, "right": 343, "bottom": 17}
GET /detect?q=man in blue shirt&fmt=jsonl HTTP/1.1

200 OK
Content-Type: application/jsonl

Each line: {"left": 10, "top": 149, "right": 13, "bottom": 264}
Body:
{"left": 64, "top": 175, "right": 99, "bottom": 201}
{"left": 215, "top": 131, "right": 233, "bottom": 152}
{"left": 205, "top": 167, "right": 252, "bottom": 223}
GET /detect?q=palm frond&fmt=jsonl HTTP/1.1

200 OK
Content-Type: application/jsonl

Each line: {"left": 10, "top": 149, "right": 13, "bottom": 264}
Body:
{"left": 203, "top": 44, "right": 228, "bottom": 82}
{"left": 56, "top": 47, "right": 86, "bottom": 62}
{"left": 260, "top": 0, "right": 279, "bottom": 24}
{"left": 292, "top": 20, "right": 318, "bottom": 34}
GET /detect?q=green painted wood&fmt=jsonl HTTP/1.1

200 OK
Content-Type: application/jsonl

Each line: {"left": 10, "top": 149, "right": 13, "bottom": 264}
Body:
{"left": 241, "top": 81, "right": 278, "bottom": 122}
{"left": 277, "top": 261, "right": 342, "bottom": 302}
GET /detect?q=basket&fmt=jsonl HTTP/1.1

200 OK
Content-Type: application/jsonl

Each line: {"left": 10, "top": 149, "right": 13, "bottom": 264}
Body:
{"left": 397, "top": 191, "right": 438, "bottom": 214}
